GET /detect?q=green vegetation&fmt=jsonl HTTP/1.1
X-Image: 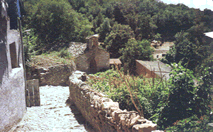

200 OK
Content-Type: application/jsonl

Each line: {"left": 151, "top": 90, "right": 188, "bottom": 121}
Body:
{"left": 158, "top": 63, "right": 211, "bottom": 129}
{"left": 104, "top": 23, "right": 135, "bottom": 58}
{"left": 22, "top": 0, "right": 213, "bottom": 130}
{"left": 165, "top": 115, "right": 213, "bottom": 132}
{"left": 87, "top": 69, "right": 170, "bottom": 121}
{"left": 120, "top": 38, "right": 154, "bottom": 73}
{"left": 29, "top": 50, "right": 74, "bottom": 68}
{"left": 88, "top": 66, "right": 212, "bottom": 130}
{"left": 22, "top": 0, "right": 212, "bottom": 71}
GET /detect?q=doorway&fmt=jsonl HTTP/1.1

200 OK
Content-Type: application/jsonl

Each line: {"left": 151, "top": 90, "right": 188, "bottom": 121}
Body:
{"left": 89, "top": 58, "right": 97, "bottom": 73}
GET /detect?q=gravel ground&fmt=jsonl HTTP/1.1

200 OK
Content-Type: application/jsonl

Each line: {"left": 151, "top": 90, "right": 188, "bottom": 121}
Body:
{"left": 12, "top": 85, "right": 95, "bottom": 132}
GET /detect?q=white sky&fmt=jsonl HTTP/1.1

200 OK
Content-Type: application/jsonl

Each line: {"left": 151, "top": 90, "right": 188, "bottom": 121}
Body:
{"left": 160, "top": 0, "right": 213, "bottom": 11}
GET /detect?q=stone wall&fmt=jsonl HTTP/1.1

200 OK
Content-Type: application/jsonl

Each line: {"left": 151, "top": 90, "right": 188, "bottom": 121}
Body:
{"left": 135, "top": 61, "right": 157, "bottom": 78}
{"left": 75, "top": 47, "right": 109, "bottom": 73}
{"left": 96, "top": 49, "right": 110, "bottom": 72}
{"left": 0, "top": 1, "right": 26, "bottom": 131}
{"left": 69, "top": 71, "right": 157, "bottom": 132}
{"left": 27, "top": 63, "right": 76, "bottom": 86}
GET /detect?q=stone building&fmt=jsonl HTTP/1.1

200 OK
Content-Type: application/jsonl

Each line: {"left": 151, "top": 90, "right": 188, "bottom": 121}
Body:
{"left": 0, "top": 0, "right": 26, "bottom": 131}
{"left": 135, "top": 60, "right": 172, "bottom": 80}
{"left": 74, "top": 34, "right": 110, "bottom": 73}
{"left": 151, "top": 41, "right": 174, "bottom": 60}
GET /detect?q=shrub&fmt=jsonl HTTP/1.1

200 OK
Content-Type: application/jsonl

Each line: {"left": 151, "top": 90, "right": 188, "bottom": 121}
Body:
{"left": 157, "top": 63, "right": 211, "bottom": 129}
{"left": 24, "top": 0, "right": 93, "bottom": 52}
{"left": 104, "top": 23, "right": 135, "bottom": 58}
{"left": 165, "top": 115, "right": 213, "bottom": 132}
{"left": 119, "top": 38, "right": 154, "bottom": 74}
{"left": 87, "top": 69, "right": 170, "bottom": 122}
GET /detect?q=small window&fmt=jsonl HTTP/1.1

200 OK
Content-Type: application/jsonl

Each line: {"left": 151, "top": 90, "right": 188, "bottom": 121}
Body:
{"left": 162, "top": 54, "right": 166, "bottom": 57}
{"left": 10, "top": 42, "right": 18, "bottom": 68}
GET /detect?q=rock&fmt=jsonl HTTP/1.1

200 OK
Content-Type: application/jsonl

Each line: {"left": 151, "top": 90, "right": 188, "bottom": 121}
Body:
{"left": 129, "top": 115, "right": 140, "bottom": 127}
{"left": 101, "top": 102, "right": 119, "bottom": 110}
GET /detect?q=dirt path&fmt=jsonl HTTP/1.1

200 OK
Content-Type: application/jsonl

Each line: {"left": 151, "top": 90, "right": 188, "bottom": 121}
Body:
{"left": 12, "top": 85, "right": 95, "bottom": 132}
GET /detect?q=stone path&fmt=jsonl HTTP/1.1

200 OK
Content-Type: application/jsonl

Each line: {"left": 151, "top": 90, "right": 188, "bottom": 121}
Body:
{"left": 11, "top": 85, "right": 95, "bottom": 132}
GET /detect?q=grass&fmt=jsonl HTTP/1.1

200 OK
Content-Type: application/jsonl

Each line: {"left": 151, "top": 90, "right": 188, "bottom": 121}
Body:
{"left": 29, "top": 48, "right": 74, "bottom": 68}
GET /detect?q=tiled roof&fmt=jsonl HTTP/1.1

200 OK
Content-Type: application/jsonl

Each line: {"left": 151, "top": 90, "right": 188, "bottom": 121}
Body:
{"left": 109, "top": 59, "right": 122, "bottom": 65}
{"left": 136, "top": 60, "right": 172, "bottom": 80}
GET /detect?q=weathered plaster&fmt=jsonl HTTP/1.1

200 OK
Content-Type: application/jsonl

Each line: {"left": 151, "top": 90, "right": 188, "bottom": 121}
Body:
{"left": 0, "top": 1, "right": 26, "bottom": 131}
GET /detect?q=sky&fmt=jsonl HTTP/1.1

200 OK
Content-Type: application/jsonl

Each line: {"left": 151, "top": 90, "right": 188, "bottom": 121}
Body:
{"left": 160, "top": 0, "right": 213, "bottom": 11}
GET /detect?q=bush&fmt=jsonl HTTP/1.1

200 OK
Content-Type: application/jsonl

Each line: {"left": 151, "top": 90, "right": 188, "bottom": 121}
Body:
{"left": 24, "top": 0, "right": 93, "bottom": 52}
{"left": 119, "top": 38, "right": 154, "bottom": 74}
{"left": 165, "top": 115, "right": 213, "bottom": 132}
{"left": 87, "top": 69, "right": 169, "bottom": 122}
{"left": 104, "top": 23, "right": 135, "bottom": 58}
{"left": 158, "top": 63, "right": 211, "bottom": 129}
{"left": 27, "top": 0, "right": 75, "bottom": 44}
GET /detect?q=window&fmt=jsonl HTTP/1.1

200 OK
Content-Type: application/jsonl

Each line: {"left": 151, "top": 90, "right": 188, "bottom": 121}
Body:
{"left": 9, "top": 42, "right": 18, "bottom": 68}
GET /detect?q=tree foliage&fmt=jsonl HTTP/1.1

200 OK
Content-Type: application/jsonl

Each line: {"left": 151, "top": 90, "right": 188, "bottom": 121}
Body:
{"left": 162, "top": 23, "right": 211, "bottom": 73}
{"left": 104, "top": 23, "right": 135, "bottom": 58}
{"left": 23, "top": 0, "right": 93, "bottom": 52}
{"left": 120, "top": 38, "right": 154, "bottom": 73}
{"left": 158, "top": 63, "right": 211, "bottom": 129}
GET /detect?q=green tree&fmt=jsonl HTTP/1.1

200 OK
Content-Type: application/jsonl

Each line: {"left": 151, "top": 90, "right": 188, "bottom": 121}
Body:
{"left": 68, "top": 0, "right": 85, "bottom": 11}
{"left": 73, "top": 13, "right": 94, "bottom": 42}
{"left": 135, "top": 14, "right": 157, "bottom": 40}
{"left": 104, "top": 23, "right": 135, "bottom": 58}
{"left": 158, "top": 63, "right": 211, "bottom": 129}
{"left": 162, "top": 24, "right": 211, "bottom": 73}
{"left": 28, "top": 0, "right": 75, "bottom": 44}
{"left": 24, "top": 0, "right": 93, "bottom": 52}
{"left": 96, "top": 18, "right": 112, "bottom": 42}
{"left": 113, "top": 3, "right": 126, "bottom": 25}
{"left": 92, "top": 12, "right": 104, "bottom": 32}
{"left": 120, "top": 38, "right": 154, "bottom": 73}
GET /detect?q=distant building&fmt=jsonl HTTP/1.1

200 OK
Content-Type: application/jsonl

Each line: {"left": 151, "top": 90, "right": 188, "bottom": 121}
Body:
{"left": 204, "top": 32, "right": 213, "bottom": 38}
{"left": 109, "top": 58, "right": 122, "bottom": 70}
{"left": 0, "top": 0, "right": 26, "bottom": 131}
{"left": 135, "top": 60, "right": 172, "bottom": 80}
{"left": 74, "top": 34, "right": 110, "bottom": 73}
{"left": 204, "top": 31, "right": 213, "bottom": 85}
{"left": 204, "top": 31, "right": 213, "bottom": 43}
{"left": 151, "top": 42, "right": 174, "bottom": 60}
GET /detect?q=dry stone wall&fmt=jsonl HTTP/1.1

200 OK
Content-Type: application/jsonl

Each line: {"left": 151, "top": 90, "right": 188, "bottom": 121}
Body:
{"left": 27, "top": 63, "right": 76, "bottom": 86}
{"left": 69, "top": 71, "right": 157, "bottom": 132}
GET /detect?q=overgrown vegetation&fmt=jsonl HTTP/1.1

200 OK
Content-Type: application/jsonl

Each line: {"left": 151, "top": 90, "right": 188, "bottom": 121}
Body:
{"left": 21, "top": 0, "right": 213, "bottom": 130}
{"left": 87, "top": 65, "right": 212, "bottom": 130}
{"left": 29, "top": 50, "right": 74, "bottom": 68}
{"left": 87, "top": 69, "right": 170, "bottom": 122}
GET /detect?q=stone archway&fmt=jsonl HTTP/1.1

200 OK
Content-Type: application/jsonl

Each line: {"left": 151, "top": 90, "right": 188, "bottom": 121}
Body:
{"left": 89, "top": 58, "right": 97, "bottom": 73}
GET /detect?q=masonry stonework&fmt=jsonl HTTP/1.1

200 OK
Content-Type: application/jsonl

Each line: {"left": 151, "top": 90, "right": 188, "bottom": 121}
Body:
{"left": 75, "top": 34, "right": 110, "bottom": 73}
{"left": 69, "top": 71, "right": 157, "bottom": 132}
{"left": 27, "top": 63, "right": 76, "bottom": 86}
